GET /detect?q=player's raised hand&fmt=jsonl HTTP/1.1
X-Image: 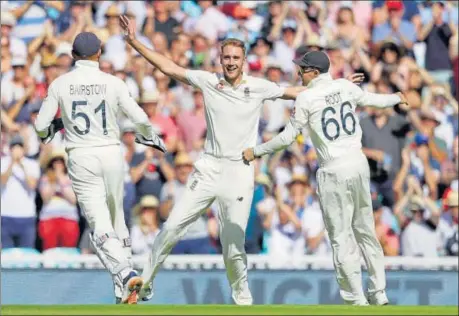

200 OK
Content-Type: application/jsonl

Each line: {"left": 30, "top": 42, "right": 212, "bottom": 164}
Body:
{"left": 119, "top": 15, "right": 136, "bottom": 43}
{"left": 242, "top": 148, "right": 255, "bottom": 165}
{"left": 396, "top": 92, "right": 410, "bottom": 111}
{"left": 347, "top": 73, "right": 365, "bottom": 85}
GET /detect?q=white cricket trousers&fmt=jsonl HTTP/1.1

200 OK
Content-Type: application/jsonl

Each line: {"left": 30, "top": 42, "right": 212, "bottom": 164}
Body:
{"left": 316, "top": 152, "right": 386, "bottom": 305}
{"left": 141, "top": 153, "right": 254, "bottom": 295}
{"left": 67, "top": 145, "right": 132, "bottom": 298}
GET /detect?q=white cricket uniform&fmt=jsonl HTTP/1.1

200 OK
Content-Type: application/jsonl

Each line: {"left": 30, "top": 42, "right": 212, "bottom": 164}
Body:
{"left": 34, "top": 60, "right": 155, "bottom": 299}
{"left": 141, "top": 71, "right": 285, "bottom": 299}
{"left": 254, "top": 73, "right": 401, "bottom": 305}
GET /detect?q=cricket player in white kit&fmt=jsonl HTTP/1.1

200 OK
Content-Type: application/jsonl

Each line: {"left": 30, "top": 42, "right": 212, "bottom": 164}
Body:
{"left": 118, "top": 15, "right": 317, "bottom": 305}
{"left": 34, "top": 32, "right": 166, "bottom": 305}
{"left": 244, "top": 51, "right": 409, "bottom": 306}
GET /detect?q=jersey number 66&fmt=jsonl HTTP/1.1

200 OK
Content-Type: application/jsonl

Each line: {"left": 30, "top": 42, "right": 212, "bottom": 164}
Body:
{"left": 321, "top": 101, "right": 356, "bottom": 141}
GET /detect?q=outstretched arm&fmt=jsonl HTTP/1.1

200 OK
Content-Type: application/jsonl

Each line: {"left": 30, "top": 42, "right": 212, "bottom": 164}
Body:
{"left": 281, "top": 73, "right": 365, "bottom": 100}
{"left": 243, "top": 94, "right": 309, "bottom": 162}
{"left": 253, "top": 121, "right": 300, "bottom": 158}
{"left": 346, "top": 80, "right": 408, "bottom": 109}
{"left": 120, "top": 15, "right": 189, "bottom": 85}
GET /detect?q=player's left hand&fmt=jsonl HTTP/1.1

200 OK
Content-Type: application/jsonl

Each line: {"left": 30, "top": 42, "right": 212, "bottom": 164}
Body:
{"left": 242, "top": 148, "right": 255, "bottom": 165}
{"left": 347, "top": 73, "right": 365, "bottom": 85}
{"left": 135, "top": 133, "right": 167, "bottom": 153}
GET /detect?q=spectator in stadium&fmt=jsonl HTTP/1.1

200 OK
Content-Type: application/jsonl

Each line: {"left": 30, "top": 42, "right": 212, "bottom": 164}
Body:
{"left": 120, "top": 121, "right": 139, "bottom": 229}
{"left": 415, "top": 109, "right": 449, "bottom": 169}
{"left": 261, "top": 62, "right": 294, "bottom": 134}
{"left": 370, "top": 42, "right": 402, "bottom": 85}
{"left": 130, "top": 144, "right": 174, "bottom": 203}
{"left": 443, "top": 191, "right": 458, "bottom": 256}
{"left": 0, "top": 11, "right": 27, "bottom": 61}
{"left": 260, "top": 0, "right": 283, "bottom": 38}
{"left": 34, "top": 55, "right": 59, "bottom": 101}
{"left": 360, "top": 95, "right": 410, "bottom": 207}
{"left": 54, "top": 43, "right": 74, "bottom": 76}
{"left": 139, "top": 90, "right": 179, "bottom": 153}
{"left": 1, "top": 134, "right": 40, "bottom": 248}
{"left": 263, "top": 175, "right": 307, "bottom": 267}
{"left": 302, "top": 190, "right": 330, "bottom": 256}
{"left": 329, "top": 4, "right": 369, "bottom": 60}
{"left": 395, "top": 176, "right": 449, "bottom": 257}
{"left": 131, "top": 195, "right": 161, "bottom": 255}
{"left": 243, "top": 172, "right": 270, "bottom": 254}
{"left": 271, "top": 11, "right": 305, "bottom": 75}
{"left": 267, "top": 147, "right": 307, "bottom": 201}
{"left": 418, "top": 0, "right": 456, "bottom": 84}
{"left": 176, "top": 88, "right": 206, "bottom": 153}
{"left": 159, "top": 152, "right": 215, "bottom": 254}
{"left": 372, "top": 199, "right": 400, "bottom": 256}
{"left": 143, "top": 0, "right": 180, "bottom": 44}
{"left": 247, "top": 37, "right": 275, "bottom": 76}
{"left": 372, "top": 0, "right": 417, "bottom": 51}
{"left": 95, "top": 1, "right": 146, "bottom": 31}
{"left": 193, "top": 0, "right": 230, "bottom": 44}
{"left": 3, "top": 1, "right": 64, "bottom": 45}
{"left": 153, "top": 68, "right": 179, "bottom": 118}
{"left": 38, "top": 150, "right": 79, "bottom": 250}
{"left": 425, "top": 85, "right": 458, "bottom": 152}
{"left": 1, "top": 56, "right": 31, "bottom": 122}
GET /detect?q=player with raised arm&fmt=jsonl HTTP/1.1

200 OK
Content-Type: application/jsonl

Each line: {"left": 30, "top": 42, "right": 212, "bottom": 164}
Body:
{"left": 34, "top": 32, "right": 166, "bottom": 305}
{"left": 243, "top": 51, "right": 410, "bottom": 306}
{"left": 119, "top": 15, "right": 364, "bottom": 305}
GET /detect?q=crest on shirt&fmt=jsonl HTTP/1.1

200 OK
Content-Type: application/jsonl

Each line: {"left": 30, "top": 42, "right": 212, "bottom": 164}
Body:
{"left": 216, "top": 82, "right": 224, "bottom": 90}
{"left": 244, "top": 87, "right": 250, "bottom": 98}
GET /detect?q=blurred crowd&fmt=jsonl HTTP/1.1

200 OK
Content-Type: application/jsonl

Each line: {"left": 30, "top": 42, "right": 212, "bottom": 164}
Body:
{"left": 1, "top": 0, "right": 458, "bottom": 262}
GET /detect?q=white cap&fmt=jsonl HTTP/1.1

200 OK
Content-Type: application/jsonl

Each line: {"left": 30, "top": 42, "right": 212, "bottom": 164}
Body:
{"left": 11, "top": 56, "right": 26, "bottom": 67}
{"left": 340, "top": 1, "right": 353, "bottom": 8}
{"left": 55, "top": 42, "right": 72, "bottom": 57}
{"left": 140, "top": 90, "right": 160, "bottom": 104}
{"left": 241, "top": 1, "right": 258, "bottom": 9}
{"left": 1, "top": 11, "right": 16, "bottom": 26}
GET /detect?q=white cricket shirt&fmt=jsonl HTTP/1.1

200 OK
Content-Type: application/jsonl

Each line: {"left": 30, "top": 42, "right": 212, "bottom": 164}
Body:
{"left": 186, "top": 70, "right": 285, "bottom": 160}
{"left": 34, "top": 60, "right": 153, "bottom": 150}
{"left": 254, "top": 73, "right": 402, "bottom": 166}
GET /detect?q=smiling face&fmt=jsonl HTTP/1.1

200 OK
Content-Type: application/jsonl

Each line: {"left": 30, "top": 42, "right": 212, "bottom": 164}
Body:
{"left": 220, "top": 40, "right": 246, "bottom": 84}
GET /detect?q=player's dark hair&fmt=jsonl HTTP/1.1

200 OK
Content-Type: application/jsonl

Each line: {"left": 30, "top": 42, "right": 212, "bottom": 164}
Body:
{"left": 221, "top": 38, "right": 246, "bottom": 56}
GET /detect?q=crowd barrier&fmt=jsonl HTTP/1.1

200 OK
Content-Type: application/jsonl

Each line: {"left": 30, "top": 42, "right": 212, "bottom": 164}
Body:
{"left": 2, "top": 255, "right": 458, "bottom": 305}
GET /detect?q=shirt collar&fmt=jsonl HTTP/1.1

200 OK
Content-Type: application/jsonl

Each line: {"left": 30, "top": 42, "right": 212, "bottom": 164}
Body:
{"left": 75, "top": 60, "right": 100, "bottom": 69}
{"left": 307, "top": 72, "right": 333, "bottom": 89}
{"left": 218, "top": 72, "right": 248, "bottom": 89}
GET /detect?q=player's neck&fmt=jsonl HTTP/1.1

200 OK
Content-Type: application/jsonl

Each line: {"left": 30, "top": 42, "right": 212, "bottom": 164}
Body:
{"left": 225, "top": 74, "right": 244, "bottom": 87}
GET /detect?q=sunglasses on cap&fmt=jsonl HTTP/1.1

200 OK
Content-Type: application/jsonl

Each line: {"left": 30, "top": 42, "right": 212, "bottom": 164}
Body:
{"left": 297, "top": 66, "right": 318, "bottom": 76}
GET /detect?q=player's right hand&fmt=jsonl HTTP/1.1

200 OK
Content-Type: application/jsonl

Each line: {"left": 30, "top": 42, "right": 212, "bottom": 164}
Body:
{"left": 119, "top": 15, "right": 136, "bottom": 43}
{"left": 242, "top": 148, "right": 255, "bottom": 165}
{"left": 347, "top": 73, "right": 365, "bottom": 85}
